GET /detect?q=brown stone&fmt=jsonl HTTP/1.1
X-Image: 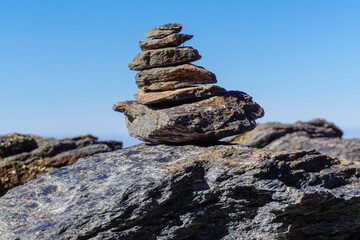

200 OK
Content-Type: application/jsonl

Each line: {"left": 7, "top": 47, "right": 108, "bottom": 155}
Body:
{"left": 139, "top": 33, "right": 193, "bottom": 51}
{"left": 128, "top": 47, "right": 201, "bottom": 71}
{"left": 113, "top": 91, "right": 264, "bottom": 144}
{"left": 135, "top": 64, "right": 217, "bottom": 92}
{"left": 145, "top": 23, "right": 182, "bottom": 38}
{"left": 134, "top": 85, "right": 226, "bottom": 105}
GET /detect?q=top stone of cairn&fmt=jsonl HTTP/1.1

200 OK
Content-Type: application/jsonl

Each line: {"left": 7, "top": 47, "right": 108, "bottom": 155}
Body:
{"left": 145, "top": 23, "right": 183, "bottom": 38}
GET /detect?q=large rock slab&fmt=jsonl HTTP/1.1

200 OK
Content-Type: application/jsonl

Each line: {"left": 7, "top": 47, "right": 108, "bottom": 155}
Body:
{"left": 128, "top": 47, "right": 201, "bottom": 71}
{"left": 134, "top": 85, "right": 226, "bottom": 105}
{"left": 228, "top": 119, "right": 360, "bottom": 162}
{"left": 0, "top": 134, "right": 122, "bottom": 196}
{"left": 139, "top": 33, "right": 193, "bottom": 51}
{"left": 113, "top": 91, "right": 264, "bottom": 144}
{"left": 145, "top": 23, "right": 182, "bottom": 38}
{"left": 1, "top": 143, "right": 359, "bottom": 239}
{"left": 136, "top": 64, "right": 217, "bottom": 92}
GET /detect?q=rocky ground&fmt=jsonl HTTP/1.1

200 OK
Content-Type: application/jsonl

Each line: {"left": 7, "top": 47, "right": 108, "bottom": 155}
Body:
{"left": 0, "top": 133, "right": 122, "bottom": 196}
{"left": 228, "top": 119, "right": 360, "bottom": 162}
{"left": 0, "top": 143, "right": 359, "bottom": 239}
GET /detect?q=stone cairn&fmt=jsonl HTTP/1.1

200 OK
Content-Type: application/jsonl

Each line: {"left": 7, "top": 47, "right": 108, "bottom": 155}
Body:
{"left": 113, "top": 23, "right": 264, "bottom": 144}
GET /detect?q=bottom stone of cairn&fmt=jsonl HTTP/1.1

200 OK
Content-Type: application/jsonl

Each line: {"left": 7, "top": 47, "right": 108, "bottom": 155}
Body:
{"left": 113, "top": 91, "right": 264, "bottom": 144}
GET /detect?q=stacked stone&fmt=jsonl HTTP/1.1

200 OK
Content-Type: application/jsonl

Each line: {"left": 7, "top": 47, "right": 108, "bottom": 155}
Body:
{"left": 113, "top": 23, "right": 264, "bottom": 144}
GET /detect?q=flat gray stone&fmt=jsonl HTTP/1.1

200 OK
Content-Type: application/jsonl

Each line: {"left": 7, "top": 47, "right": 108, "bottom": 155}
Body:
{"left": 128, "top": 47, "right": 201, "bottom": 71}
{"left": 135, "top": 64, "right": 217, "bottom": 91}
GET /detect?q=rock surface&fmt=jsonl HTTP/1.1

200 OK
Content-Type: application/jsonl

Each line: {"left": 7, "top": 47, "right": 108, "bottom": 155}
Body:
{"left": 134, "top": 85, "right": 226, "bottom": 105}
{"left": 145, "top": 23, "right": 182, "bottom": 38}
{"left": 128, "top": 47, "right": 201, "bottom": 71}
{"left": 1, "top": 143, "right": 359, "bottom": 239}
{"left": 114, "top": 91, "right": 264, "bottom": 144}
{"left": 228, "top": 119, "right": 343, "bottom": 148}
{"left": 139, "top": 33, "right": 193, "bottom": 51}
{"left": 0, "top": 134, "right": 122, "bottom": 196}
{"left": 135, "top": 64, "right": 217, "bottom": 92}
{"left": 228, "top": 119, "right": 360, "bottom": 162}
{"left": 0, "top": 133, "right": 38, "bottom": 158}
{"left": 265, "top": 134, "right": 360, "bottom": 162}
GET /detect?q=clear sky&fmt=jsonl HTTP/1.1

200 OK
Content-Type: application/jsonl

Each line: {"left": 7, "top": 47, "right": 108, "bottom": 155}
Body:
{"left": 1, "top": 0, "right": 360, "bottom": 147}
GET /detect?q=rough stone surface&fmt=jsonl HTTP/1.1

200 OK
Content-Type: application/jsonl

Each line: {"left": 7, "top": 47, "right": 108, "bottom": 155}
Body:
{"left": 0, "top": 133, "right": 38, "bottom": 158}
{"left": 228, "top": 119, "right": 360, "bottom": 162}
{"left": 228, "top": 119, "right": 343, "bottom": 148}
{"left": 113, "top": 91, "right": 264, "bottom": 144}
{"left": 265, "top": 133, "right": 360, "bottom": 162}
{"left": 128, "top": 47, "right": 201, "bottom": 71}
{"left": 145, "top": 23, "right": 182, "bottom": 38}
{"left": 135, "top": 64, "right": 217, "bottom": 92}
{"left": 0, "top": 134, "right": 122, "bottom": 196}
{"left": 1, "top": 143, "right": 359, "bottom": 240}
{"left": 134, "top": 85, "right": 226, "bottom": 105}
{"left": 139, "top": 33, "right": 193, "bottom": 51}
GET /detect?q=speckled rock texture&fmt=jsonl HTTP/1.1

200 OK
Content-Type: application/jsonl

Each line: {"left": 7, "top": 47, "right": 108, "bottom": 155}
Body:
{"left": 0, "top": 134, "right": 122, "bottom": 196}
{"left": 135, "top": 64, "right": 217, "bottom": 92}
{"left": 0, "top": 143, "right": 359, "bottom": 239}
{"left": 139, "top": 33, "right": 193, "bottom": 51}
{"left": 134, "top": 85, "right": 226, "bottom": 105}
{"left": 0, "top": 133, "right": 38, "bottom": 158}
{"left": 128, "top": 47, "right": 201, "bottom": 71}
{"left": 145, "top": 23, "right": 182, "bottom": 38}
{"left": 114, "top": 91, "right": 264, "bottom": 144}
{"left": 228, "top": 119, "right": 360, "bottom": 162}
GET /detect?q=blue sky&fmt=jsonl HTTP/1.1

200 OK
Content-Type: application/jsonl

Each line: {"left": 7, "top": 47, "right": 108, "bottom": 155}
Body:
{"left": 1, "top": 0, "right": 360, "bottom": 147}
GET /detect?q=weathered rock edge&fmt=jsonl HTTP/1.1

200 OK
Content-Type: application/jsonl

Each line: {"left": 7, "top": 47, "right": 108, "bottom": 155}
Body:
{"left": 114, "top": 91, "right": 264, "bottom": 144}
{"left": 145, "top": 23, "right": 182, "bottom": 38}
{"left": 128, "top": 47, "right": 201, "bottom": 71}
{"left": 135, "top": 64, "right": 217, "bottom": 92}
{"left": 0, "top": 134, "right": 122, "bottom": 196}
{"left": 228, "top": 119, "right": 360, "bottom": 162}
{"left": 0, "top": 144, "right": 359, "bottom": 239}
{"left": 139, "top": 33, "right": 193, "bottom": 51}
{"left": 134, "top": 85, "right": 226, "bottom": 105}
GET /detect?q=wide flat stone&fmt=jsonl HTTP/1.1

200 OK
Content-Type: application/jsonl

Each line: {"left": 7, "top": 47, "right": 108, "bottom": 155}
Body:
{"left": 134, "top": 85, "right": 226, "bottom": 105}
{"left": 139, "top": 33, "right": 193, "bottom": 51}
{"left": 113, "top": 91, "right": 264, "bottom": 144}
{"left": 129, "top": 47, "right": 201, "bottom": 71}
{"left": 145, "top": 23, "right": 182, "bottom": 38}
{"left": 136, "top": 64, "right": 217, "bottom": 91}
